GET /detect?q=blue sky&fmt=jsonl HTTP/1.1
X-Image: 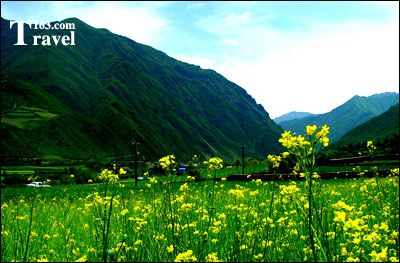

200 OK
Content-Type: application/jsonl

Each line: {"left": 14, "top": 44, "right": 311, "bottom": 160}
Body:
{"left": 2, "top": 1, "right": 399, "bottom": 118}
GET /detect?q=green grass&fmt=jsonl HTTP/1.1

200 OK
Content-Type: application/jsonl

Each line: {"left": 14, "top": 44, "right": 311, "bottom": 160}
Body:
{"left": 1, "top": 165, "right": 86, "bottom": 175}
{"left": 1, "top": 106, "right": 58, "bottom": 129}
{"left": 200, "top": 163, "right": 268, "bottom": 178}
{"left": 1, "top": 171, "right": 398, "bottom": 262}
{"left": 318, "top": 164, "right": 399, "bottom": 173}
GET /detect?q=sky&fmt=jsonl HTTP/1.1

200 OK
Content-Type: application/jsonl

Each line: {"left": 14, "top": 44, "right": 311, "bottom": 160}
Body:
{"left": 2, "top": 1, "right": 399, "bottom": 118}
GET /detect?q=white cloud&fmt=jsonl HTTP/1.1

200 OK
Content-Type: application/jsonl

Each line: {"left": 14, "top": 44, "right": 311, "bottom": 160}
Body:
{"left": 78, "top": 4, "right": 169, "bottom": 47}
{"left": 190, "top": 13, "right": 399, "bottom": 118}
{"left": 54, "top": 2, "right": 170, "bottom": 47}
{"left": 1, "top": 1, "right": 171, "bottom": 48}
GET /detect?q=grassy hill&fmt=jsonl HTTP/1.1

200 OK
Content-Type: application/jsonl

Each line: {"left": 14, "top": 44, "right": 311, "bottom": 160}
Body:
{"left": 279, "top": 93, "right": 399, "bottom": 143}
{"left": 1, "top": 17, "right": 283, "bottom": 162}
{"left": 334, "top": 104, "right": 399, "bottom": 146}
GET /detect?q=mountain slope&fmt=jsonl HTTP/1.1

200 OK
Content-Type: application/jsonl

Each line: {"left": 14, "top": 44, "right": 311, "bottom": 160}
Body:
{"left": 334, "top": 104, "right": 399, "bottom": 146}
{"left": 279, "top": 93, "right": 399, "bottom": 143}
{"left": 1, "top": 17, "right": 283, "bottom": 161}
{"left": 274, "top": 111, "right": 315, "bottom": 124}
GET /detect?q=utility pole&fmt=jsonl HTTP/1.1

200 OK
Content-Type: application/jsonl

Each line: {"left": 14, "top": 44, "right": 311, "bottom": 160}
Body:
{"left": 241, "top": 145, "right": 245, "bottom": 175}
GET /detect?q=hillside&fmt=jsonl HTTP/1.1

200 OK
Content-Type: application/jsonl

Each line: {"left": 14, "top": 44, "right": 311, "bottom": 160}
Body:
{"left": 1, "top": 17, "right": 283, "bottom": 162}
{"left": 334, "top": 104, "right": 399, "bottom": 146}
{"left": 274, "top": 111, "right": 315, "bottom": 125}
{"left": 279, "top": 92, "right": 399, "bottom": 143}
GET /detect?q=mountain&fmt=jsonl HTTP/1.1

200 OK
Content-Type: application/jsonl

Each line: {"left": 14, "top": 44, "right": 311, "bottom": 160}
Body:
{"left": 334, "top": 104, "right": 399, "bottom": 146}
{"left": 274, "top": 111, "right": 315, "bottom": 125}
{"left": 279, "top": 92, "right": 399, "bottom": 143}
{"left": 1, "top": 17, "right": 283, "bottom": 162}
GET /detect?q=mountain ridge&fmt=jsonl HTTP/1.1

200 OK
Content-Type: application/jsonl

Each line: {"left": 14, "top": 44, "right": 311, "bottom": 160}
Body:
{"left": 1, "top": 17, "right": 283, "bottom": 162}
{"left": 334, "top": 103, "right": 399, "bottom": 147}
{"left": 274, "top": 111, "right": 316, "bottom": 124}
{"left": 279, "top": 92, "right": 399, "bottom": 142}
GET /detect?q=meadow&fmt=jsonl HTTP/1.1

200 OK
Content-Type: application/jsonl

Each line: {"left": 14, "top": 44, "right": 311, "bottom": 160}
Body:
{"left": 1, "top": 125, "right": 399, "bottom": 262}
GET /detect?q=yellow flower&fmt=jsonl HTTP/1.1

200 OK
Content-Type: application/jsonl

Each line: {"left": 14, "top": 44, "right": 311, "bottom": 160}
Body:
{"left": 174, "top": 250, "right": 197, "bottom": 262}
{"left": 37, "top": 258, "right": 49, "bottom": 262}
{"left": 75, "top": 255, "right": 88, "bottom": 262}
{"left": 321, "top": 137, "right": 329, "bottom": 147}
{"left": 149, "top": 177, "right": 158, "bottom": 184}
{"left": 134, "top": 240, "right": 143, "bottom": 246}
{"left": 98, "top": 169, "right": 119, "bottom": 182}
{"left": 316, "top": 125, "right": 330, "bottom": 139}
{"left": 206, "top": 252, "right": 221, "bottom": 262}
{"left": 281, "top": 151, "right": 290, "bottom": 158}
{"left": 262, "top": 240, "right": 273, "bottom": 247}
{"left": 204, "top": 157, "right": 223, "bottom": 170}
{"left": 119, "top": 168, "right": 127, "bottom": 175}
{"left": 240, "top": 244, "right": 247, "bottom": 250}
{"left": 180, "top": 183, "right": 189, "bottom": 192}
{"left": 312, "top": 172, "right": 320, "bottom": 179}
{"left": 333, "top": 211, "right": 346, "bottom": 223}
{"left": 255, "top": 179, "right": 262, "bottom": 185}
{"left": 369, "top": 247, "right": 388, "bottom": 262}
{"left": 306, "top": 125, "right": 317, "bottom": 136}
{"left": 159, "top": 155, "right": 176, "bottom": 170}
{"left": 279, "top": 184, "right": 300, "bottom": 196}
{"left": 167, "top": 245, "right": 174, "bottom": 253}
{"left": 378, "top": 222, "right": 389, "bottom": 232}
{"left": 346, "top": 256, "right": 360, "bottom": 262}
{"left": 120, "top": 209, "right": 129, "bottom": 216}
{"left": 332, "top": 201, "right": 353, "bottom": 211}
{"left": 267, "top": 154, "right": 282, "bottom": 168}
{"left": 389, "top": 257, "right": 399, "bottom": 262}
{"left": 279, "top": 131, "right": 297, "bottom": 149}
{"left": 228, "top": 189, "right": 244, "bottom": 199}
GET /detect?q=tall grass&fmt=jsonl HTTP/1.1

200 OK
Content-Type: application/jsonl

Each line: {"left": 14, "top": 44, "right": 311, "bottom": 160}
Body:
{"left": 1, "top": 126, "right": 399, "bottom": 262}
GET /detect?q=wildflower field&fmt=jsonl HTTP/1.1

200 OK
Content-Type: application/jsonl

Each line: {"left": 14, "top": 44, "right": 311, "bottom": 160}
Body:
{"left": 1, "top": 126, "right": 399, "bottom": 262}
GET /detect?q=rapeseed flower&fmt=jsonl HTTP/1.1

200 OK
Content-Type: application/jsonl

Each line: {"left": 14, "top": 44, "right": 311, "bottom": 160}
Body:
{"left": 204, "top": 157, "right": 223, "bottom": 170}
{"left": 167, "top": 245, "right": 174, "bottom": 253}
{"left": 267, "top": 154, "right": 282, "bottom": 168}
{"left": 174, "top": 250, "right": 197, "bottom": 262}
{"left": 159, "top": 155, "right": 176, "bottom": 170}
{"left": 369, "top": 247, "right": 388, "bottom": 262}
{"left": 206, "top": 252, "right": 221, "bottom": 262}
{"left": 306, "top": 125, "right": 317, "bottom": 136}
{"left": 333, "top": 211, "right": 346, "bottom": 223}
{"left": 98, "top": 169, "right": 119, "bottom": 182}
{"left": 75, "top": 255, "right": 88, "bottom": 262}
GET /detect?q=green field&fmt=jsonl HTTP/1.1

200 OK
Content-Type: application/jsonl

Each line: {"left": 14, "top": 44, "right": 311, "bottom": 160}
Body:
{"left": 1, "top": 169, "right": 398, "bottom": 262}
{"left": 1, "top": 106, "right": 58, "bottom": 129}
{"left": 1, "top": 125, "right": 399, "bottom": 262}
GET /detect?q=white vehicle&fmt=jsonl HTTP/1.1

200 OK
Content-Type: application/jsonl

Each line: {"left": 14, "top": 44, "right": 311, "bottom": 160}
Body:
{"left": 26, "top": 181, "right": 51, "bottom": 187}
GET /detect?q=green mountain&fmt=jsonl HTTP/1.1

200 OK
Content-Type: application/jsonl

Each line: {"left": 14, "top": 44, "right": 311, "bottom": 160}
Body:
{"left": 334, "top": 104, "right": 399, "bottom": 146}
{"left": 274, "top": 111, "right": 315, "bottom": 125}
{"left": 279, "top": 92, "right": 399, "bottom": 143}
{"left": 1, "top": 17, "right": 283, "bottom": 162}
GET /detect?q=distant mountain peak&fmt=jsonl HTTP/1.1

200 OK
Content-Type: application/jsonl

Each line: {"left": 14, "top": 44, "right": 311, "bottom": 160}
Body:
{"left": 274, "top": 111, "right": 315, "bottom": 125}
{"left": 279, "top": 92, "right": 399, "bottom": 143}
